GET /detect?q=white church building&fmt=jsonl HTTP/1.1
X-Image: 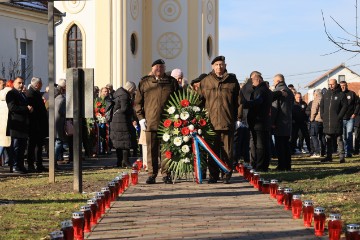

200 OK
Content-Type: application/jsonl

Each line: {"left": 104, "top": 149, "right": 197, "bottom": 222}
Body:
{"left": 54, "top": 0, "right": 219, "bottom": 89}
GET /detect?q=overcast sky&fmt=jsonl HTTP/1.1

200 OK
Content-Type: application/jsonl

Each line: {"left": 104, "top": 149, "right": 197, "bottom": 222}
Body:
{"left": 219, "top": 0, "right": 360, "bottom": 93}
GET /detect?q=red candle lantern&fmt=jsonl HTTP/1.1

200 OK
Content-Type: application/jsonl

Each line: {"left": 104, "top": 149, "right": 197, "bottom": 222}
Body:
{"left": 50, "top": 230, "right": 64, "bottom": 240}
{"left": 95, "top": 192, "right": 106, "bottom": 215}
{"left": 136, "top": 159, "right": 143, "bottom": 171}
{"left": 302, "top": 200, "right": 314, "bottom": 227}
{"left": 291, "top": 195, "right": 302, "bottom": 219}
{"left": 269, "top": 179, "right": 278, "bottom": 198}
{"left": 239, "top": 162, "right": 245, "bottom": 176}
{"left": 108, "top": 181, "right": 116, "bottom": 202}
{"left": 314, "top": 207, "right": 326, "bottom": 237}
{"left": 61, "top": 220, "right": 74, "bottom": 240}
{"left": 249, "top": 169, "right": 255, "bottom": 185}
{"left": 283, "top": 188, "right": 293, "bottom": 210}
{"left": 131, "top": 170, "right": 138, "bottom": 185}
{"left": 253, "top": 173, "right": 260, "bottom": 189}
{"left": 346, "top": 224, "right": 360, "bottom": 240}
{"left": 328, "top": 214, "right": 342, "bottom": 240}
{"left": 80, "top": 205, "right": 91, "bottom": 233}
{"left": 72, "top": 212, "right": 84, "bottom": 240}
{"left": 261, "top": 180, "right": 270, "bottom": 194}
{"left": 101, "top": 187, "right": 111, "bottom": 209}
{"left": 87, "top": 198, "right": 98, "bottom": 226}
{"left": 258, "top": 178, "right": 264, "bottom": 192}
{"left": 276, "top": 186, "right": 285, "bottom": 205}
{"left": 112, "top": 178, "right": 120, "bottom": 197}
{"left": 122, "top": 172, "right": 130, "bottom": 189}
{"left": 115, "top": 175, "right": 124, "bottom": 194}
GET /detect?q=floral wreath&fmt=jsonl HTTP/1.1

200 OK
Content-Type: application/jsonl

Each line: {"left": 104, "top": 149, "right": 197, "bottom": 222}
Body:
{"left": 158, "top": 90, "right": 216, "bottom": 177}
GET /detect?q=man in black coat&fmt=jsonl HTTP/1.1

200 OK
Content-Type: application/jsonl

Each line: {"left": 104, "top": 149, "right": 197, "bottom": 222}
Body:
{"left": 26, "top": 77, "right": 48, "bottom": 172}
{"left": 242, "top": 71, "right": 273, "bottom": 172}
{"left": 340, "top": 81, "right": 358, "bottom": 157}
{"left": 291, "top": 92, "right": 312, "bottom": 154}
{"left": 6, "top": 76, "right": 33, "bottom": 174}
{"left": 271, "top": 74, "right": 294, "bottom": 171}
{"left": 320, "top": 79, "right": 348, "bottom": 163}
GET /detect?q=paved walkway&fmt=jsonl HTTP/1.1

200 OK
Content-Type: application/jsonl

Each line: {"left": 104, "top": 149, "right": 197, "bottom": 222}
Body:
{"left": 86, "top": 172, "right": 320, "bottom": 240}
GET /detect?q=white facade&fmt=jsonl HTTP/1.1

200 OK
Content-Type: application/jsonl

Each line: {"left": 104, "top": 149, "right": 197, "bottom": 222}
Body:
{"left": 0, "top": 4, "right": 49, "bottom": 89}
{"left": 54, "top": 0, "right": 219, "bottom": 89}
{"left": 306, "top": 65, "right": 360, "bottom": 101}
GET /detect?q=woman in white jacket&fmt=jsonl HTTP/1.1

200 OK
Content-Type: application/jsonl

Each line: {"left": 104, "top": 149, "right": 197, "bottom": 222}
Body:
{"left": 0, "top": 80, "right": 13, "bottom": 172}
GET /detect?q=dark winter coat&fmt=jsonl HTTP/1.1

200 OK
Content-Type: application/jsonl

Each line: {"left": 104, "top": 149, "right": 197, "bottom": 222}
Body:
{"left": 134, "top": 74, "right": 179, "bottom": 131}
{"left": 6, "top": 88, "right": 30, "bottom": 138}
{"left": 240, "top": 79, "right": 254, "bottom": 125}
{"left": 198, "top": 71, "right": 242, "bottom": 130}
{"left": 110, "top": 87, "right": 136, "bottom": 150}
{"left": 320, "top": 86, "right": 348, "bottom": 135}
{"left": 26, "top": 86, "right": 48, "bottom": 139}
{"left": 243, "top": 81, "right": 273, "bottom": 131}
{"left": 271, "top": 81, "right": 294, "bottom": 137}
{"left": 342, "top": 89, "right": 358, "bottom": 120}
{"left": 292, "top": 100, "right": 308, "bottom": 123}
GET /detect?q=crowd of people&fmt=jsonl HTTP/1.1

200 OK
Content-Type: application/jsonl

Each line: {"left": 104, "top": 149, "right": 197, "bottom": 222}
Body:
{"left": 0, "top": 55, "right": 357, "bottom": 184}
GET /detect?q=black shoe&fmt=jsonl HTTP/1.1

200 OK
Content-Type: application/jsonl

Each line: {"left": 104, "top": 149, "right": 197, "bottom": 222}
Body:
{"left": 36, "top": 165, "right": 48, "bottom": 172}
{"left": 13, "top": 167, "right": 27, "bottom": 174}
{"left": 345, "top": 153, "right": 352, "bottom": 158}
{"left": 146, "top": 176, "right": 156, "bottom": 184}
{"left": 27, "top": 164, "right": 36, "bottom": 172}
{"left": 207, "top": 178, "right": 217, "bottom": 184}
{"left": 340, "top": 159, "right": 346, "bottom": 163}
{"left": 162, "top": 176, "right": 173, "bottom": 184}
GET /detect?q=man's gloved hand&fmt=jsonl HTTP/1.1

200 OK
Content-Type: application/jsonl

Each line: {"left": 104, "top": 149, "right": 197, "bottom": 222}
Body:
{"left": 235, "top": 121, "right": 241, "bottom": 130}
{"left": 139, "top": 119, "right": 147, "bottom": 131}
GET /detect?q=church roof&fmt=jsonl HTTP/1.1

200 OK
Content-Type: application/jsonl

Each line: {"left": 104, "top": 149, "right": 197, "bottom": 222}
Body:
{"left": 1, "top": 1, "right": 62, "bottom": 15}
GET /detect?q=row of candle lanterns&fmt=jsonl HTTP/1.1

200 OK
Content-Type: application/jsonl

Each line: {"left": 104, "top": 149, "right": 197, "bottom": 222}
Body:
{"left": 49, "top": 159, "right": 143, "bottom": 240}
{"left": 236, "top": 162, "right": 360, "bottom": 240}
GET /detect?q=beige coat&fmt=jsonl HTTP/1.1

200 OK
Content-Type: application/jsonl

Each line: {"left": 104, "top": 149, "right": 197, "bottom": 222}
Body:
{"left": 310, "top": 93, "right": 323, "bottom": 122}
{"left": 0, "top": 87, "right": 12, "bottom": 146}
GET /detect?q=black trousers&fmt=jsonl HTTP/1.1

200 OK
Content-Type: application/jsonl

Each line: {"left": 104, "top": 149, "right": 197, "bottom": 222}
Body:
{"left": 275, "top": 136, "right": 291, "bottom": 170}
{"left": 250, "top": 129, "right": 271, "bottom": 171}
{"left": 291, "top": 121, "right": 311, "bottom": 152}
{"left": 27, "top": 136, "right": 44, "bottom": 167}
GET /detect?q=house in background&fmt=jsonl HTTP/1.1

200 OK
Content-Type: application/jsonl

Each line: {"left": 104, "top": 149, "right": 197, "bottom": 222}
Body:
{"left": 0, "top": 1, "right": 61, "bottom": 88}
{"left": 305, "top": 64, "right": 360, "bottom": 102}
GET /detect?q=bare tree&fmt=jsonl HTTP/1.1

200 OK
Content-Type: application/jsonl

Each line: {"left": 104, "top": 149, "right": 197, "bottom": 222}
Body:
{"left": 322, "top": 0, "right": 360, "bottom": 54}
{"left": 0, "top": 57, "right": 33, "bottom": 83}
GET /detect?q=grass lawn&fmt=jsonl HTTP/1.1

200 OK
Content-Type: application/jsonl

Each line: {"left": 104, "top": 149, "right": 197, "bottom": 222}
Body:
{"left": 0, "top": 155, "right": 359, "bottom": 239}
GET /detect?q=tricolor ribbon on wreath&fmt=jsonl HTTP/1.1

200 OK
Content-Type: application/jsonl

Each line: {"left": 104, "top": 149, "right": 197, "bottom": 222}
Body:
{"left": 192, "top": 133, "right": 231, "bottom": 184}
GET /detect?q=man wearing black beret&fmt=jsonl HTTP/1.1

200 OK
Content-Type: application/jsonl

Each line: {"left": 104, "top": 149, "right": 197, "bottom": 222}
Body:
{"left": 134, "top": 59, "right": 179, "bottom": 184}
{"left": 197, "top": 56, "right": 242, "bottom": 184}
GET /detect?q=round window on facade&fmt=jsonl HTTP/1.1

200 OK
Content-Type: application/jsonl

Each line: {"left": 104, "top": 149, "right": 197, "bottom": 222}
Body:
{"left": 207, "top": 36, "right": 213, "bottom": 59}
{"left": 130, "top": 33, "right": 137, "bottom": 56}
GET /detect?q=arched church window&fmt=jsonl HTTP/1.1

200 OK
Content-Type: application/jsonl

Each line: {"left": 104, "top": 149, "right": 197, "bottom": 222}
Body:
{"left": 207, "top": 36, "right": 213, "bottom": 59}
{"left": 130, "top": 33, "right": 137, "bottom": 56}
{"left": 67, "top": 24, "right": 82, "bottom": 68}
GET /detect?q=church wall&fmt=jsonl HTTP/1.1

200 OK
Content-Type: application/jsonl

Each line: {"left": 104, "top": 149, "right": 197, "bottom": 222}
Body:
{"left": 152, "top": 0, "right": 188, "bottom": 78}
{"left": 54, "top": 1, "right": 96, "bottom": 85}
{"left": 125, "top": 0, "right": 143, "bottom": 88}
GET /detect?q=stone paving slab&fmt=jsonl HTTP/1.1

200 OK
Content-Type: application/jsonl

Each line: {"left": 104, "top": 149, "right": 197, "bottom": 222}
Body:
{"left": 86, "top": 173, "right": 324, "bottom": 240}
